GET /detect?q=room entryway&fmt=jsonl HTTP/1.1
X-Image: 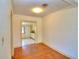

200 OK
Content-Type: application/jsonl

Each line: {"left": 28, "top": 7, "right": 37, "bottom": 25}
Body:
{"left": 21, "top": 21, "right": 37, "bottom": 46}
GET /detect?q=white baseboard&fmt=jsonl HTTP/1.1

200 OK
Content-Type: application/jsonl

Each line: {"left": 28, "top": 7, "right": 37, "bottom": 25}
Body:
{"left": 43, "top": 42, "right": 76, "bottom": 59}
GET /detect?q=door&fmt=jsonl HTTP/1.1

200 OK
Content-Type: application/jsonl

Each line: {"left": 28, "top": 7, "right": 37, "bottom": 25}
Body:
{"left": 0, "top": 0, "right": 11, "bottom": 59}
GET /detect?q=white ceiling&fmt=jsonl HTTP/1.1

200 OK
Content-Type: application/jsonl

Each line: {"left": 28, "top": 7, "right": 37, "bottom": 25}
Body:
{"left": 12, "top": 0, "right": 78, "bottom": 17}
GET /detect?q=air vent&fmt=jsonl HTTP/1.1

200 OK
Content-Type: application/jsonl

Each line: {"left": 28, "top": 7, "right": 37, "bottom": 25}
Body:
{"left": 42, "top": 3, "right": 48, "bottom": 8}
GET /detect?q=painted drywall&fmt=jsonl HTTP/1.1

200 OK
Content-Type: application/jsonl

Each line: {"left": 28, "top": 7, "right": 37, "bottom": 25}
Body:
{"left": 0, "top": 0, "right": 12, "bottom": 59}
{"left": 12, "top": 14, "right": 43, "bottom": 48}
{"left": 43, "top": 8, "right": 78, "bottom": 59}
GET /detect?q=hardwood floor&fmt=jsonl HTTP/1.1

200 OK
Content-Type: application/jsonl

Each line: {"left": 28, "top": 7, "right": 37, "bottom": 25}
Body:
{"left": 13, "top": 43, "right": 70, "bottom": 59}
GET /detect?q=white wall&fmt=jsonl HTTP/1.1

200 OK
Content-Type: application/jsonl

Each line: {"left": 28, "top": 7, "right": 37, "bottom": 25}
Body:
{"left": 0, "top": 0, "right": 12, "bottom": 59}
{"left": 12, "top": 14, "right": 43, "bottom": 48}
{"left": 43, "top": 8, "right": 78, "bottom": 59}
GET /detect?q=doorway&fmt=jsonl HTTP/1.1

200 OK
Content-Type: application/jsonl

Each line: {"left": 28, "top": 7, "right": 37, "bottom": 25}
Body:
{"left": 21, "top": 21, "right": 37, "bottom": 46}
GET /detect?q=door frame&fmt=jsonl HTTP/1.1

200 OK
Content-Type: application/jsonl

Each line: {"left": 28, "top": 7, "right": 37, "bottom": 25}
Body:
{"left": 20, "top": 20, "right": 38, "bottom": 46}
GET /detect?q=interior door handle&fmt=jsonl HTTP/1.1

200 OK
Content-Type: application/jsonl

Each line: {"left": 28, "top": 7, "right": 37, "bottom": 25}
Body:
{"left": 2, "top": 37, "right": 4, "bottom": 46}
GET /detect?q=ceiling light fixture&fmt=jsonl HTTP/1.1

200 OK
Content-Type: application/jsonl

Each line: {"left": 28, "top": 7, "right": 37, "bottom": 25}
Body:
{"left": 32, "top": 7, "right": 44, "bottom": 13}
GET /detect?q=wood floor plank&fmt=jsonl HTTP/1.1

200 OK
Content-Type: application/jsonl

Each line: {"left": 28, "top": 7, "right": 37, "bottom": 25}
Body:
{"left": 13, "top": 43, "right": 70, "bottom": 59}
